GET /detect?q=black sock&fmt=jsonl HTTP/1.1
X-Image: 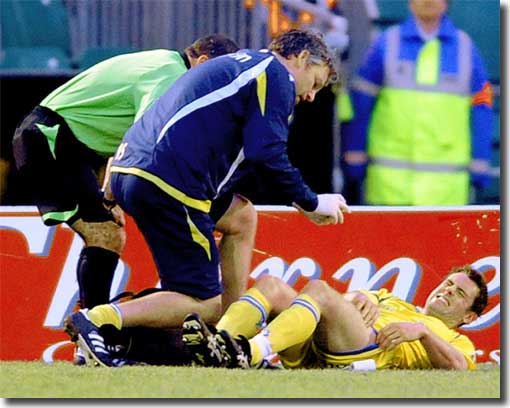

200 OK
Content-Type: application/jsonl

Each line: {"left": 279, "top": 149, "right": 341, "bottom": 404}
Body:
{"left": 77, "top": 246, "right": 119, "bottom": 309}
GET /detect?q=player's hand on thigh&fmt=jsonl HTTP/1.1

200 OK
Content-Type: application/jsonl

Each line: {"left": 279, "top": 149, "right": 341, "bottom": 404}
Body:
{"left": 351, "top": 293, "right": 379, "bottom": 327}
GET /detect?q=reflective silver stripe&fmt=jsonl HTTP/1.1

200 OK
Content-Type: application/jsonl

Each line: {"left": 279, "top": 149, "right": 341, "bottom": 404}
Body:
{"left": 385, "top": 26, "right": 400, "bottom": 83}
{"left": 215, "top": 148, "right": 245, "bottom": 198}
{"left": 351, "top": 76, "right": 380, "bottom": 96}
{"left": 370, "top": 157, "right": 468, "bottom": 172}
{"left": 489, "top": 167, "right": 500, "bottom": 177}
{"left": 456, "top": 30, "right": 472, "bottom": 94}
{"left": 384, "top": 26, "right": 472, "bottom": 95}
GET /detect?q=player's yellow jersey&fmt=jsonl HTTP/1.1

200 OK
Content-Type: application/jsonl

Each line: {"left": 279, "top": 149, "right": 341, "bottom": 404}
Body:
{"left": 280, "top": 288, "right": 476, "bottom": 370}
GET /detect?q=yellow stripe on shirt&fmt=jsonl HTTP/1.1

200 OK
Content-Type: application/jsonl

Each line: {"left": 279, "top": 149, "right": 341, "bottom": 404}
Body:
{"left": 256, "top": 71, "right": 267, "bottom": 115}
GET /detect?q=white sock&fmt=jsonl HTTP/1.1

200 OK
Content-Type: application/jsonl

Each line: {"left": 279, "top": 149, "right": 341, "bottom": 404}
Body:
{"left": 251, "top": 328, "right": 273, "bottom": 360}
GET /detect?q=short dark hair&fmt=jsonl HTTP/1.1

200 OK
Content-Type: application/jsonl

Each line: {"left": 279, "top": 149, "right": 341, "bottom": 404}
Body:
{"left": 448, "top": 265, "right": 488, "bottom": 316}
{"left": 185, "top": 34, "right": 239, "bottom": 59}
{"left": 268, "top": 29, "right": 338, "bottom": 84}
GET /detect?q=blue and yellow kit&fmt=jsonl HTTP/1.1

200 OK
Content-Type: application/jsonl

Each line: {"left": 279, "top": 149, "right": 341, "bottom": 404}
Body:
{"left": 110, "top": 49, "right": 319, "bottom": 299}
{"left": 111, "top": 49, "right": 318, "bottom": 212}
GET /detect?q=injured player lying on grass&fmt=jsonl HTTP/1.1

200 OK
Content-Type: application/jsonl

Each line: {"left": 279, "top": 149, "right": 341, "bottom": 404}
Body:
{"left": 182, "top": 265, "right": 488, "bottom": 370}
{"left": 67, "top": 265, "right": 488, "bottom": 370}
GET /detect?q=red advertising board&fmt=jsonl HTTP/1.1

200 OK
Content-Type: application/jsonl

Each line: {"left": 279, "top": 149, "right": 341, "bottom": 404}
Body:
{"left": 0, "top": 206, "right": 500, "bottom": 365}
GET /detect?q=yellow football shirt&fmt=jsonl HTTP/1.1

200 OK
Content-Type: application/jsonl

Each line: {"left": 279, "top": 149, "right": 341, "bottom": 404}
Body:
{"left": 280, "top": 288, "right": 476, "bottom": 370}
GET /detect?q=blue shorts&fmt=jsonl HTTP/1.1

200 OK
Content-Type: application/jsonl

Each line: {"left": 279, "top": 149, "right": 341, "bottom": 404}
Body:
{"left": 111, "top": 172, "right": 222, "bottom": 299}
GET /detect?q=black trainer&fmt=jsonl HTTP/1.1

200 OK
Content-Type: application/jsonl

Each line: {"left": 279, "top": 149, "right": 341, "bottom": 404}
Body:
{"left": 64, "top": 310, "right": 128, "bottom": 367}
{"left": 182, "top": 313, "right": 227, "bottom": 367}
{"left": 216, "top": 330, "right": 252, "bottom": 369}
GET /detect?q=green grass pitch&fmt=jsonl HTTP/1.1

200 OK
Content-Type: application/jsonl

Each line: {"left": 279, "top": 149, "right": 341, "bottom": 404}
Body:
{"left": 0, "top": 361, "right": 500, "bottom": 398}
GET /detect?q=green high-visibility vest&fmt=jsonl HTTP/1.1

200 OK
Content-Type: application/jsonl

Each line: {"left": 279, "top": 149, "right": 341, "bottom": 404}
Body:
{"left": 336, "top": 87, "right": 354, "bottom": 122}
{"left": 366, "top": 26, "right": 473, "bottom": 205}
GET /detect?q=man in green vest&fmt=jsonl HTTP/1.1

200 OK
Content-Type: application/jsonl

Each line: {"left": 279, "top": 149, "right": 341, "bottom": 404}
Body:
{"left": 12, "top": 35, "right": 256, "bottom": 364}
{"left": 341, "top": 0, "right": 494, "bottom": 205}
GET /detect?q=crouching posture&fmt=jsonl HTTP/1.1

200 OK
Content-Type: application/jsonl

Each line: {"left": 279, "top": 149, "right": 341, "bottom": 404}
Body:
{"left": 183, "top": 265, "right": 488, "bottom": 370}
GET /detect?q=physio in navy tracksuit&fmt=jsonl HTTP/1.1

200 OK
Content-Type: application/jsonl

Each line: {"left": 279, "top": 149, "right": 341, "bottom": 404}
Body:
{"left": 66, "top": 29, "right": 351, "bottom": 367}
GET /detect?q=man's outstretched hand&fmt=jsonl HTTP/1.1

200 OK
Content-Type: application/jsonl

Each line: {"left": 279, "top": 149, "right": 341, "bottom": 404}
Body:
{"left": 293, "top": 194, "right": 351, "bottom": 225}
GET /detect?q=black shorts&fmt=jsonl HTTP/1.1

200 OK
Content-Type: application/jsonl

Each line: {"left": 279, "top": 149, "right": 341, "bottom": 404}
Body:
{"left": 209, "top": 191, "right": 235, "bottom": 223}
{"left": 12, "top": 106, "right": 112, "bottom": 226}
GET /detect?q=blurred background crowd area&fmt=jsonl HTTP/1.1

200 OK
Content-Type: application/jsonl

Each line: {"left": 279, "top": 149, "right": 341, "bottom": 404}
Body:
{"left": 0, "top": 0, "right": 501, "bottom": 206}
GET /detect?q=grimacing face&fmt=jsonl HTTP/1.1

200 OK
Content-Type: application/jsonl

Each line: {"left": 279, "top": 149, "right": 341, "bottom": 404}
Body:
{"left": 424, "top": 272, "right": 479, "bottom": 326}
